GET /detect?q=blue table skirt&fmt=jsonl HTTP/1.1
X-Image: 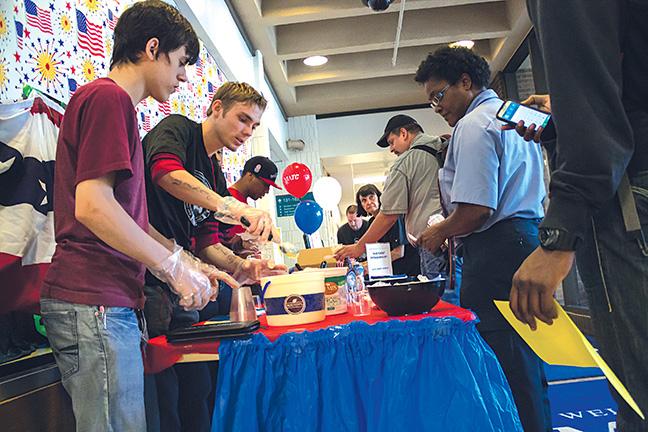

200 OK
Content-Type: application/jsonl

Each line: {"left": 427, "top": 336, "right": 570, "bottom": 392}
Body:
{"left": 213, "top": 317, "right": 522, "bottom": 432}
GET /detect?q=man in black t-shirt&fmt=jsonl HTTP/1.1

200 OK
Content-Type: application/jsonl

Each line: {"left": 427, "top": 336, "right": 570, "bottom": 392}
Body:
{"left": 142, "top": 82, "right": 286, "bottom": 431}
{"left": 337, "top": 205, "right": 369, "bottom": 245}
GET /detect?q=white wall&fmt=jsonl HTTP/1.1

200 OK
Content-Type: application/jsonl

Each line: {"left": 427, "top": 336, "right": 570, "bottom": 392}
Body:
{"left": 275, "top": 116, "right": 338, "bottom": 263}
{"left": 177, "top": 0, "right": 288, "bottom": 155}
{"left": 317, "top": 107, "right": 452, "bottom": 158}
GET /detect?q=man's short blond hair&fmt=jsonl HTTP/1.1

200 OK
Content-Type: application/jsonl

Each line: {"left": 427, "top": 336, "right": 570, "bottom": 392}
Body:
{"left": 206, "top": 82, "right": 267, "bottom": 116}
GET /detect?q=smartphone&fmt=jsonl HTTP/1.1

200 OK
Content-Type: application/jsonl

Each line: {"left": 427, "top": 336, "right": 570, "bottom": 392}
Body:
{"left": 497, "top": 100, "right": 551, "bottom": 128}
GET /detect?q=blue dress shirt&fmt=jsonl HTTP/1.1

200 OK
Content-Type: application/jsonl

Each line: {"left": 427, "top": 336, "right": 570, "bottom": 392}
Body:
{"left": 438, "top": 89, "right": 546, "bottom": 235}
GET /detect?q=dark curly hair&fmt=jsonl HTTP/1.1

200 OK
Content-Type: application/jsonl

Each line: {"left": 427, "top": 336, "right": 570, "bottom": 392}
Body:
{"left": 414, "top": 46, "right": 490, "bottom": 88}
{"left": 355, "top": 184, "right": 382, "bottom": 217}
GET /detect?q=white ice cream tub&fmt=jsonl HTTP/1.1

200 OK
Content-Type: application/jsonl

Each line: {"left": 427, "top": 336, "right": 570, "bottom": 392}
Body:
{"left": 260, "top": 272, "right": 326, "bottom": 326}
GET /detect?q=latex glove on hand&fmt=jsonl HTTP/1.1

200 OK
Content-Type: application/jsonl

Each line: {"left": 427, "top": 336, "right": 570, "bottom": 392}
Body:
{"left": 180, "top": 249, "right": 240, "bottom": 300}
{"left": 149, "top": 244, "right": 238, "bottom": 310}
{"left": 198, "top": 262, "right": 240, "bottom": 301}
{"left": 213, "top": 196, "right": 278, "bottom": 243}
{"left": 232, "top": 259, "right": 288, "bottom": 285}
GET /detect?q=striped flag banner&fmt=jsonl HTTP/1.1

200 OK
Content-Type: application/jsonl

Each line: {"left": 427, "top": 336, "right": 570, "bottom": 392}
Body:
{"left": 76, "top": 10, "right": 104, "bottom": 57}
{"left": 24, "top": 0, "right": 53, "bottom": 35}
{"left": 107, "top": 9, "right": 118, "bottom": 31}
{"left": 195, "top": 58, "right": 203, "bottom": 77}
{"left": 159, "top": 101, "right": 171, "bottom": 116}
{"left": 68, "top": 78, "right": 78, "bottom": 96}
{"left": 15, "top": 20, "right": 24, "bottom": 49}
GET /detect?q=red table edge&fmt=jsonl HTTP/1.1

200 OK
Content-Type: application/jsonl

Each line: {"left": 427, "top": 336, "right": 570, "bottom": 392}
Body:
{"left": 144, "top": 300, "right": 475, "bottom": 374}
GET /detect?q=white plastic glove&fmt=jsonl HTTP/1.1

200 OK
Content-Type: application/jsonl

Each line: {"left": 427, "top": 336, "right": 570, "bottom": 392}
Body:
{"left": 232, "top": 259, "right": 288, "bottom": 285}
{"left": 212, "top": 196, "right": 278, "bottom": 243}
{"left": 188, "top": 254, "right": 240, "bottom": 300}
{"left": 148, "top": 244, "right": 220, "bottom": 310}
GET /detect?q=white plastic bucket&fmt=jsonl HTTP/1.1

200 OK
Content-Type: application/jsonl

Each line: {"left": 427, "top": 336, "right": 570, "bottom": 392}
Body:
{"left": 260, "top": 272, "right": 326, "bottom": 326}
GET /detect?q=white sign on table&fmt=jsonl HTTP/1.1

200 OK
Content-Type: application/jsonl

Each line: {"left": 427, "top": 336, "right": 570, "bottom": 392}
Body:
{"left": 365, "top": 242, "right": 393, "bottom": 278}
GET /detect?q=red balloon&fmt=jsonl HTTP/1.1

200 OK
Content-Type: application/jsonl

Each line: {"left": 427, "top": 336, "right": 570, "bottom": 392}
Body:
{"left": 282, "top": 163, "right": 312, "bottom": 198}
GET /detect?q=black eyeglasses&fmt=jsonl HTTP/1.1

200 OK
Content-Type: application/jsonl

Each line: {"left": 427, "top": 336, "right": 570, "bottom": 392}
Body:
{"left": 430, "top": 84, "right": 450, "bottom": 109}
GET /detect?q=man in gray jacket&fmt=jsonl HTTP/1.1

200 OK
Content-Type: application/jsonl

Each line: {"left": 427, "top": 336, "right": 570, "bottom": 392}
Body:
{"left": 336, "top": 114, "right": 457, "bottom": 304}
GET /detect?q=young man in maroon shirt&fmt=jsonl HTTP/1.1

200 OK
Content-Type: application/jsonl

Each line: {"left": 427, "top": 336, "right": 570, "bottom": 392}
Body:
{"left": 40, "top": 2, "right": 237, "bottom": 430}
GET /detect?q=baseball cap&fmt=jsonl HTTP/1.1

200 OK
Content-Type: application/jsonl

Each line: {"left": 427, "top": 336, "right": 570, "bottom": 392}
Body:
{"left": 243, "top": 156, "right": 282, "bottom": 189}
{"left": 376, "top": 114, "right": 424, "bottom": 148}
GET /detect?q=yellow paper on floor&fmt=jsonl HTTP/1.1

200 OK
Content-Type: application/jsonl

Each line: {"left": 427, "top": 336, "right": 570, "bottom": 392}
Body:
{"left": 494, "top": 299, "right": 645, "bottom": 420}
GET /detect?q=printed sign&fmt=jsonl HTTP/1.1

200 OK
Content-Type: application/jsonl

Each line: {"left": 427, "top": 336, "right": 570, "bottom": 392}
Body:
{"left": 365, "top": 242, "right": 393, "bottom": 278}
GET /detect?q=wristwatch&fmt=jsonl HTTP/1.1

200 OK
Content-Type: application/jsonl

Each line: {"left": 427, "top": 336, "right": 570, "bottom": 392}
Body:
{"left": 538, "top": 227, "right": 580, "bottom": 251}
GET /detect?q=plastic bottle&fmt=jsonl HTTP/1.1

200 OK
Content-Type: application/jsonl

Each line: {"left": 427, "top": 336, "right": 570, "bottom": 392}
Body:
{"left": 346, "top": 259, "right": 371, "bottom": 316}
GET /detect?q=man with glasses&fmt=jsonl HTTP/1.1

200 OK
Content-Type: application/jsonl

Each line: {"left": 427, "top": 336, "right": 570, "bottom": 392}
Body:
{"left": 414, "top": 46, "right": 551, "bottom": 431}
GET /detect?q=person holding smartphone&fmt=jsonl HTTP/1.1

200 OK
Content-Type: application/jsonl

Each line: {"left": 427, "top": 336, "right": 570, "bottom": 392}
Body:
{"left": 414, "top": 46, "right": 551, "bottom": 431}
{"left": 507, "top": 2, "right": 648, "bottom": 428}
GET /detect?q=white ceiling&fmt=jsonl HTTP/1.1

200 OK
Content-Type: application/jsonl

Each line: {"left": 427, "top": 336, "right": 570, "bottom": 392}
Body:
{"left": 227, "top": 0, "right": 532, "bottom": 116}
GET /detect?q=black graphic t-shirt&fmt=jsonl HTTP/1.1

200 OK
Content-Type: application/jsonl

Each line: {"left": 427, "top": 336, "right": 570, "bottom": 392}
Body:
{"left": 143, "top": 115, "right": 228, "bottom": 258}
{"left": 336, "top": 220, "right": 369, "bottom": 245}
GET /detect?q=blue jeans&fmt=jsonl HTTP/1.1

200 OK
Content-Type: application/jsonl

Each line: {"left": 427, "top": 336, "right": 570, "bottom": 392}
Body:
{"left": 419, "top": 246, "right": 461, "bottom": 305}
{"left": 576, "top": 171, "right": 648, "bottom": 431}
{"left": 41, "top": 299, "right": 145, "bottom": 432}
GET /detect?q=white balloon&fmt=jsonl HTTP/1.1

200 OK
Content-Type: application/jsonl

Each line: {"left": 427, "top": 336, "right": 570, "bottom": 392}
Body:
{"left": 312, "top": 177, "right": 342, "bottom": 210}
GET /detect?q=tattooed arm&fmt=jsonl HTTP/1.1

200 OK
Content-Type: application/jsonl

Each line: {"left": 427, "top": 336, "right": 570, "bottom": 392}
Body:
{"left": 198, "top": 243, "right": 288, "bottom": 284}
{"left": 158, "top": 169, "right": 227, "bottom": 214}
{"left": 157, "top": 170, "right": 276, "bottom": 241}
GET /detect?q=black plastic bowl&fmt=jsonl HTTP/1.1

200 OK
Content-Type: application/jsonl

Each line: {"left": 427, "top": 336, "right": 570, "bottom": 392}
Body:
{"left": 367, "top": 277, "right": 444, "bottom": 316}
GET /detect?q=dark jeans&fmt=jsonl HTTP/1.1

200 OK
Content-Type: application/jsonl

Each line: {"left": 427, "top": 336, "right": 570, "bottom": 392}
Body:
{"left": 576, "top": 171, "right": 648, "bottom": 432}
{"left": 461, "top": 218, "right": 551, "bottom": 432}
{"left": 528, "top": 1, "right": 648, "bottom": 429}
{"left": 144, "top": 282, "right": 232, "bottom": 432}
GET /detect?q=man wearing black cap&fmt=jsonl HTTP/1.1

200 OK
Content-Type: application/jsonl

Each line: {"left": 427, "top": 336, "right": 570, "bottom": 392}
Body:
{"left": 335, "top": 114, "right": 456, "bottom": 303}
{"left": 228, "top": 156, "right": 282, "bottom": 203}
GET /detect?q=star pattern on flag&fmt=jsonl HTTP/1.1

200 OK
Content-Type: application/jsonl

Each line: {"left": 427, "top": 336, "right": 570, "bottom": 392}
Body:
{"left": 2, "top": 1, "right": 239, "bottom": 182}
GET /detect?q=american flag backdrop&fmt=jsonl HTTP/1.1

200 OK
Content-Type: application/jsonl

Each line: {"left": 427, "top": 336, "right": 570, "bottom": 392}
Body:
{"left": 24, "top": 0, "right": 52, "bottom": 35}
{"left": 0, "top": 0, "right": 235, "bottom": 313}
{"left": 106, "top": 9, "right": 118, "bottom": 31}
{"left": 2, "top": 0, "right": 228, "bottom": 137}
{"left": 14, "top": 20, "right": 24, "bottom": 49}
{"left": 76, "top": 10, "right": 104, "bottom": 58}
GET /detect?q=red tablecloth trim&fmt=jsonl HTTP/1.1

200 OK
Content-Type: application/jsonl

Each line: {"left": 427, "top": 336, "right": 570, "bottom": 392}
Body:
{"left": 144, "top": 300, "right": 474, "bottom": 374}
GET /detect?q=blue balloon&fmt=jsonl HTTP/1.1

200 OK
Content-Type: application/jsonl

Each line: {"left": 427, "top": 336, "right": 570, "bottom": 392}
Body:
{"left": 294, "top": 200, "right": 323, "bottom": 234}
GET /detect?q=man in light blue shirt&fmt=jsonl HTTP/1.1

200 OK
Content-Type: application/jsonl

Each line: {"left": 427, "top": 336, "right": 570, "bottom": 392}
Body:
{"left": 414, "top": 47, "right": 550, "bottom": 432}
